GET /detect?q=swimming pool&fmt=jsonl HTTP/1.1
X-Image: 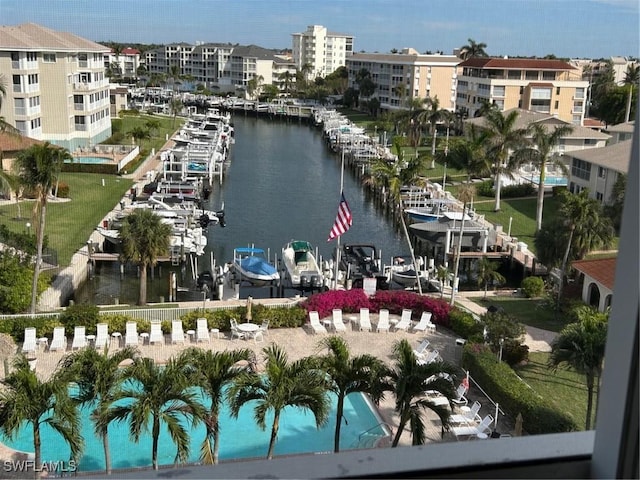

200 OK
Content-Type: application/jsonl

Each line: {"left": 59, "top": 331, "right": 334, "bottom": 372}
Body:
{"left": 1, "top": 390, "right": 387, "bottom": 472}
{"left": 526, "top": 175, "right": 568, "bottom": 186}
{"left": 65, "top": 156, "right": 114, "bottom": 164}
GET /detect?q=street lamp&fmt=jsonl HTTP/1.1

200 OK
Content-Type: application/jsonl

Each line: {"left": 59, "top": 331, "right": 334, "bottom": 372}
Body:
{"left": 498, "top": 337, "right": 505, "bottom": 363}
{"left": 25, "top": 222, "right": 31, "bottom": 236}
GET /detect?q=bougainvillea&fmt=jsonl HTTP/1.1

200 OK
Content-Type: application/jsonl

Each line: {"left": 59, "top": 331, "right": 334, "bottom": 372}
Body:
{"left": 302, "top": 289, "right": 452, "bottom": 327}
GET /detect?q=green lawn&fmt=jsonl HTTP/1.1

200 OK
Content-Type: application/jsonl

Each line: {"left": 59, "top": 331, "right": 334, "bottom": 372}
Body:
{"left": 0, "top": 173, "right": 133, "bottom": 266}
{"left": 117, "top": 113, "right": 183, "bottom": 159}
{"left": 471, "top": 296, "right": 571, "bottom": 332}
{"left": 514, "top": 352, "right": 591, "bottom": 431}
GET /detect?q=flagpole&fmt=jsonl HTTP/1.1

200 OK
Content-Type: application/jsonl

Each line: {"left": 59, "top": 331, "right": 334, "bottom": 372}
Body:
{"left": 333, "top": 150, "right": 346, "bottom": 290}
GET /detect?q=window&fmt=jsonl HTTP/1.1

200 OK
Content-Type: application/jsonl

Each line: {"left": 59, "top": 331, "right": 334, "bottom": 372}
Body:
{"left": 30, "top": 118, "right": 41, "bottom": 129}
{"left": 26, "top": 52, "right": 37, "bottom": 61}
{"left": 525, "top": 70, "right": 538, "bottom": 80}
{"left": 10, "top": 52, "right": 19, "bottom": 61}
{"left": 530, "top": 87, "right": 551, "bottom": 112}
{"left": 555, "top": 100, "right": 559, "bottom": 109}
{"left": 507, "top": 70, "right": 520, "bottom": 79}
{"left": 575, "top": 87, "right": 585, "bottom": 99}
{"left": 493, "top": 85, "right": 505, "bottom": 97}
{"left": 556, "top": 87, "right": 561, "bottom": 95}
{"left": 43, "top": 53, "right": 56, "bottom": 62}
{"left": 598, "top": 166, "right": 606, "bottom": 178}
{"left": 542, "top": 71, "right": 556, "bottom": 80}
{"left": 14, "top": 98, "right": 26, "bottom": 115}
{"left": 15, "top": 120, "right": 27, "bottom": 135}
{"left": 571, "top": 158, "right": 592, "bottom": 180}
{"left": 596, "top": 191, "right": 603, "bottom": 202}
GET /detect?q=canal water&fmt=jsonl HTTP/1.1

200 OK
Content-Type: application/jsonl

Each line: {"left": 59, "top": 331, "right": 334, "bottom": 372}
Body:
{"left": 75, "top": 115, "right": 409, "bottom": 304}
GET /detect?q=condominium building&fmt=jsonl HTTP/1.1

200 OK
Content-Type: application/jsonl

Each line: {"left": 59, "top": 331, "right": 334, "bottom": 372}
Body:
{"left": 291, "top": 25, "right": 354, "bottom": 79}
{"left": 0, "top": 23, "right": 111, "bottom": 151}
{"left": 456, "top": 57, "right": 588, "bottom": 125}
{"left": 104, "top": 47, "right": 142, "bottom": 79}
{"left": 345, "top": 48, "right": 460, "bottom": 112}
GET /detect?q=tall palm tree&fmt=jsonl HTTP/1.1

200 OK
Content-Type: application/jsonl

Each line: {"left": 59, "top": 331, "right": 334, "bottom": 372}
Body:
{"left": 316, "top": 336, "right": 390, "bottom": 452}
{"left": 387, "top": 339, "right": 457, "bottom": 446}
{"left": 227, "top": 344, "right": 330, "bottom": 460}
{"left": 458, "top": 38, "right": 488, "bottom": 60}
{"left": 548, "top": 306, "right": 608, "bottom": 429}
{"left": 178, "top": 347, "right": 252, "bottom": 465}
{"left": 450, "top": 183, "right": 476, "bottom": 306}
{"left": 513, "top": 123, "right": 574, "bottom": 231}
{"left": 107, "top": 356, "right": 205, "bottom": 470}
{"left": 0, "top": 356, "right": 83, "bottom": 480}
{"left": 169, "top": 97, "right": 183, "bottom": 128}
{"left": 436, "top": 265, "right": 450, "bottom": 298}
{"left": 277, "top": 71, "right": 295, "bottom": 96}
{"left": 58, "top": 346, "right": 138, "bottom": 475}
{"left": 556, "top": 190, "right": 614, "bottom": 307}
{"left": 623, "top": 63, "right": 639, "bottom": 123}
{"left": 443, "top": 124, "right": 490, "bottom": 182}
{"left": 118, "top": 209, "right": 173, "bottom": 305}
{"left": 13, "top": 142, "right": 72, "bottom": 313}
{"left": 246, "top": 75, "right": 264, "bottom": 101}
{"left": 481, "top": 109, "right": 529, "bottom": 211}
{"left": 128, "top": 126, "right": 151, "bottom": 147}
{"left": 476, "top": 256, "right": 506, "bottom": 298}
{"left": 418, "top": 96, "right": 447, "bottom": 168}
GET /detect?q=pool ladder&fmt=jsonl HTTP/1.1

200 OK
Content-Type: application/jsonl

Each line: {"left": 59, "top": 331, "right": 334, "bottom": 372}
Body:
{"left": 350, "top": 422, "right": 393, "bottom": 449}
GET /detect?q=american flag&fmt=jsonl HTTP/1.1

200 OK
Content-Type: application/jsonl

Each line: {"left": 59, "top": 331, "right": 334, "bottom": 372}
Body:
{"left": 327, "top": 192, "right": 353, "bottom": 241}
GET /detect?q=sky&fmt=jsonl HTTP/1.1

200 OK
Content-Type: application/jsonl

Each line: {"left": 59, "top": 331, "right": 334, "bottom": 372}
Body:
{"left": 0, "top": 0, "right": 638, "bottom": 59}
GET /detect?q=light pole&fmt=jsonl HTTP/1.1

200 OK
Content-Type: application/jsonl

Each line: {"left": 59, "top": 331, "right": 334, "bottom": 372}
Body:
{"left": 507, "top": 216, "right": 513, "bottom": 239}
{"left": 498, "top": 337, "right": 504, "bottom": 363}
{"left": 25, "top": 222, "right": 31, "bottom": 236}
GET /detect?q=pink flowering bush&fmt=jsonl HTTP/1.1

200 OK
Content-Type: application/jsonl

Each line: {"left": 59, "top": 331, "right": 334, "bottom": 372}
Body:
{"left": 302, "top": 289, "right": 452, "bottom": 326}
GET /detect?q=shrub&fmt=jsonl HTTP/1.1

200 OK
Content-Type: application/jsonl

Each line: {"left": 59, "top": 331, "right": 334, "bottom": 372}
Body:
{"left": 0, "top": 315, "right": 60, "bottom": 341}
{"left": 521, "top": 276, "right": 545, "bottom": 298}
{"left": 501, "top": 183, "right": 536, "bottom": 198}
{"left": 476, "top": 180, "right": 494, "bottom": 197}
{"left": 501, "top": 339, "right": 530, "bottom": 366}
{"left": 180, "top": 305, "right": 306, "bottom": 331}
{"left": 552, "top": 185, "right": 567, "bottom": 196}
{"left": 58, "top": 303, "right": 100, "bottom": 332}
{"left": 463, "top": 346, "right": 576, "bottom": 434}
{"left": 449, "top": 308, "right": 484, "bottom": 341}
{"left": 55, "top": 181, "right": 70, "bottom": 198}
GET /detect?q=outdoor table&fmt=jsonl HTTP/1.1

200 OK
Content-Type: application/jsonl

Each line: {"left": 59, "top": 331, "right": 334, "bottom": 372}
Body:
{"left": 237, "top": 323, "right": 259, "bottom": 339}
{"left": 139, "top": 333, "right": 149, "bottom": 345}
{"left": 186, "top": 329, "right": 196, "bottom": 342}
{"left": 86, "top": 334, "right": 96, "bottom": 346}
{"left": 111, "top": 332, "right": 122, "bottom": 348}
{"left": 38, "top": 337, "right": 48, "bottom": 351}
{"left": 323, "top": 319, "right": 332, "bottom": 330}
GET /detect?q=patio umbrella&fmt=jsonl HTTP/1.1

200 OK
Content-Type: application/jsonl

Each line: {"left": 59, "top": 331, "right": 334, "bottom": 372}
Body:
{"left": 246, "top": 296, "right": 253, "bottom": 322}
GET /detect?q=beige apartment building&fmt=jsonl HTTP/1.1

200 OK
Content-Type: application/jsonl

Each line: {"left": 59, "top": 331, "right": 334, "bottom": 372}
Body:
{"left": 292, "top": 25, "right": 354, "bottom": 79}
{"left": 456, "top": 57, "right": 588, "bottom": 125}
{"left": 0, "top": 23, "right": 112, "bottom": 151}
{"left": 345, "top": 48, "right": 460, "bottom": 112}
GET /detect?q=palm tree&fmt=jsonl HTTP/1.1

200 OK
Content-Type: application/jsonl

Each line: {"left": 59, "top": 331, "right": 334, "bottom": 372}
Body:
{"left": 316, "top": 336, "right": 390, "bottom": 452}
{"left": 178, "top": 347, "right": 252, "bottom": 465}
{"left": 169, "top": 96, "right": 183, "bottom": 128}
{"left": 556, "top": 190, "right": 614, "bottom": 306}
{"left": 58, "top": 346, "right": 138, "bottom": 475}
{"left": 458, "top": 38, "right": 488, "bottom": 60}
{"left": 513, "top": 123, "right": 574, "bottom": 231}
{"left": 227, "top": 344, "right": 330, "bottom": 460}
{"left": 0, "top": 356, "right": 83, "bottom": 479}
{"left": 128, "top": 126, "right": 151, "bottom": 147}
{"left": 436, "top": 265, "right": 450, "bottom": 298}
{"left": 450, "top": 183, "right": 476, "bottom": 306}
{"left": 107, "top": 356, "right": 204, "bottom": 470}
{"left": 548, "top": 306, "right": 608, "bottom": 429}
{"left": 387, "top": 339, "right": 457, "bottom": 446}
{"left": 476, "top": 256, "right": 506, "bottom": 298}
{"left": 623, "top": 63, "right": 639, "bottom": 123}
{"left": 481, "top": 109, "right": 529, "bottom": 211}
{"left": 13, "top": 142, "right": 72, "bottom": 313}
{"left": 277, "top": 71, "right": 295, "bottom": 96}
{"left": 418, "top": 96, "right": 447, "bottom": 168}
{"left": 246, "top": 75, "right": 264, "bottom": 101}
{"left": 118, "top": 209, "right": 173, "bottom": 305}
{"left": 443, "top": 124, "right": 490, "bottom": 182}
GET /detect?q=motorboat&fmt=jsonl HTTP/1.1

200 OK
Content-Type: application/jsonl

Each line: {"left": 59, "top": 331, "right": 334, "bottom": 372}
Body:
{"left": 389, "top": 256, "right": 429, "bottom": 288}
{"left": 337, "top": 244, "right": 389, "bottom": 290}
{"left": 404, "top": 198, "right": 458, "bottom": 222}
{"left": 232, "top": 247, "right": 280, "bottom": 286}
{"left": 281, "top": 240, "right": 324, "bottom": 289}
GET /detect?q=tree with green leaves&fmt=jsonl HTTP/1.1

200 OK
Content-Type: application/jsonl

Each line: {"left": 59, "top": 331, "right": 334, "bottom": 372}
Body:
{"left": 418, "top": 96, "right": 448, "bottom": 168}
{"left": 118, "top": 209, "right": 173, "bottom": 305}
{"left": 128, "top": 126, "right": 151, "bottom": 147}
{"left": 246, "top": 75, "right": 264, "bottom": 101}
{"left": 0, "top": 356, "right": 83, "bottom": 479}
{"left": 548, "top": 306, "right": 608, "bottom": 429}
{"left": 277, "top": 70, "right": 295, "bottom": 96}
{"left": 387, "top": 339, "right": 457, "bottom": 446}
{"left": 169, "top": 97, "right": 183, "bottom": 128}
{"left": 513, "top": 123, "right": 574, "bottom": 231}
{"left": 316, "top": 336, "right": 389, "bottom": 452}
{"left": 623, "top": 62, "right": 639, "bottom": 123}
{"left": 458, "top": 38, "right": 488, "bottom": 60}
{"left": 603, "top": 173, "right": 626, "bottom": 232}
{"left": 476, "top": 256, "right": 505, "bottom": 298}
{"left": 481, "top": 109, "right": 529, "bottom": 211}
{"left": 441, "top": 124, "right": 490, "bottom": 182}
{"left": 108, "top": 356, "right": 205, "bottom": 470}
{"left": 0, "top": 251, "right": 47, "bottom": 314}
{"left": 436, "top": 265, "right": 450, "bottom": 298}
{"left": 227, "top": 344, "right": 329, "bottom": 460}
{"left": 178, "top": 347, "right": 252, "bottom": 465}
{"left": 13, "top": 142, "right": 72, "bottom": 313}
{"left": 450, "top": 182, "right": 476, "bottom": 306}
{"left": 58, "top": 346, "right": 138, "bottom": 475}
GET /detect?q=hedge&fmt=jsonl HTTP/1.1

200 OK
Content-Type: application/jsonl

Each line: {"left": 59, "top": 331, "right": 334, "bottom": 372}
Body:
{"left": 462, "top": 344, "right": 577, "bottom": 435}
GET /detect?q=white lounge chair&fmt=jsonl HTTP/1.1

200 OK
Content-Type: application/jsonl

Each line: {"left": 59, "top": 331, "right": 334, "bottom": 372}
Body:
{"left": 149, "top": 320, "right": 164, "bottom": 345}
{"left": 125, "top": 322, "right": 139, "bottom": 347}
{"left": 417, "top": 349, "right": 440, "bottom": 365}
{"left": 332, "top": 309, "right": 347, "bottom": 332}
{"left": 376, "top": 309, "right": 390, "bottom": 333}
{"left": 450, "top": 401, "right": 482, "bottom": 425}
{"left": 413, "top": 312, "right": 436, "bottom": 333}
{"left": 171, "top": 320, "right": 185, "bottom": 344}
{"left": 413, "top": 339, "right": 431, "bottom": 357}
{"left": 358, "top": 308, "right": 372, "bottom": 332}
{"left": 95, "top": 323, "right": 109, "bottom": 350}
{"left": 71, "top": 326, "right": 87, "bottom": 350}
{"left": 451, "top": 414, "right": 494, "bottom": 440}
{"left": 394, "top": 309, "right": 412, "bottom": 332}
{"left": 426, "top": 383, "right": 468, "bottom": 408}
{"left": 259, "top": 319, "right": 270, "bottom": 336}
{"left": 230, "top": 318, "right": 244, "bottom": 340}
{"left": 22, "top": 327, "right": 37, "bottom": 354}
{"left": 196, "top": 318, "right": 210, "bottom": 342}
{"left": 49, "top": 327, "right": 67, "bottom": 352}
{"left": 308, "top": 311, "right": 327, "bottom": 334}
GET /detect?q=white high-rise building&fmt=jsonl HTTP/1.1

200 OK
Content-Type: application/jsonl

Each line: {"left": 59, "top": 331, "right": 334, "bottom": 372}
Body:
{"left": 291, "top": 25, "right": 353, "bottom": 79}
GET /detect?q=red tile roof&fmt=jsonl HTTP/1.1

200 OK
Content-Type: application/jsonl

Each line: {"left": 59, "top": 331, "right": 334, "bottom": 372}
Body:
{"left": 460, "top": 57, "right": 576, "bottom": 70}
{"left": 572, "top": 257, "right": 617, "bottom": 290}
{"left": 0, "top": 132, "right": 43, "bottom": 153}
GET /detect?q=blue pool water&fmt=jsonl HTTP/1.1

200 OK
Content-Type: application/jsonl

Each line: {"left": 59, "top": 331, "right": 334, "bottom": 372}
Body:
{"left": 527, "top": 175, "right": 568, "bottom": 186}
{"left": 1, "top": 390, "right": 386, "bottom": 472}
{"left": 65, "top": 156, "right": 113, "bottom": 164}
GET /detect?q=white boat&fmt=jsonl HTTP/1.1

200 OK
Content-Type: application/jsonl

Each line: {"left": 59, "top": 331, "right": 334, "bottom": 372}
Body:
{"left": 232, "top": 247, "right": 280, "bottom": 286}
{"left": 389, "top": 256, "right": 429, "bottom": 287}
{"left": 404, "top": 198, "right": 458, "bottom": 222}
{"left": 281, "top": 240, "right": 324, "bottom": 289}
